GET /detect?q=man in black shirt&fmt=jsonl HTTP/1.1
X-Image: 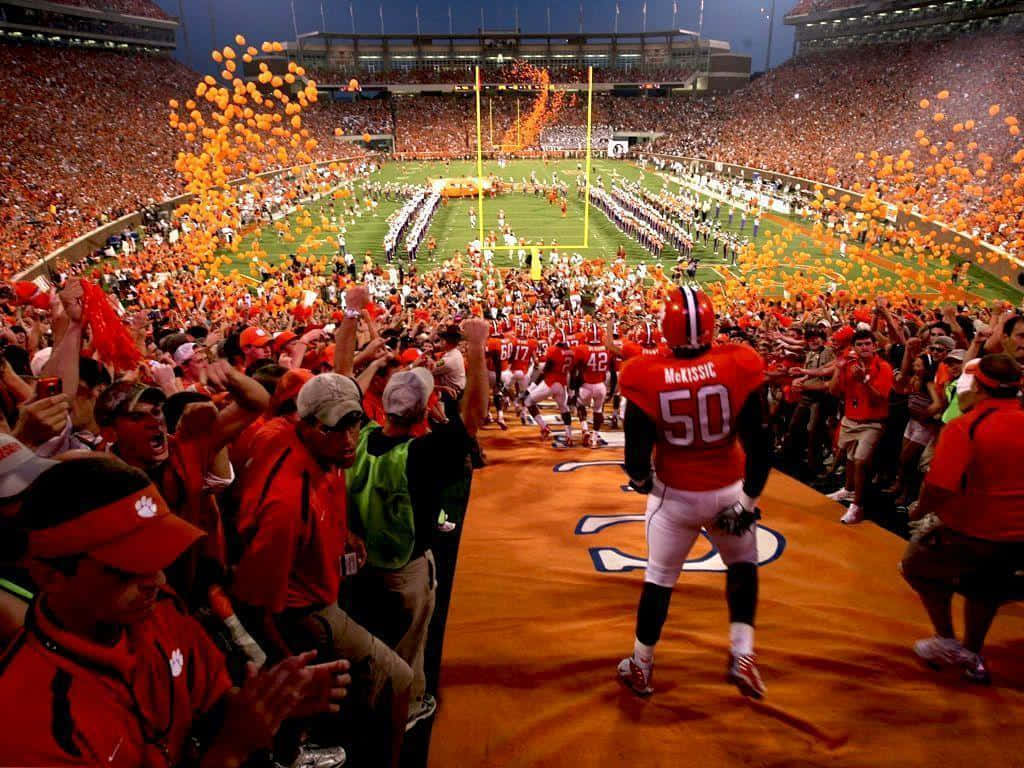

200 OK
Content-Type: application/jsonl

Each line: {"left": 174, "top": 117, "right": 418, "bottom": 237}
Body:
{"left": 346, "top": 318, "right": 488, "bottom": 730}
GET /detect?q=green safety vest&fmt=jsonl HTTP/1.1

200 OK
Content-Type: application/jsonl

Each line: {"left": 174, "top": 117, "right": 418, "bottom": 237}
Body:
{"left": 942, "top": 380, "right": 961, "bottom": 424}
{"left": 346, "top": 424, "right": 416, "bottom": 570}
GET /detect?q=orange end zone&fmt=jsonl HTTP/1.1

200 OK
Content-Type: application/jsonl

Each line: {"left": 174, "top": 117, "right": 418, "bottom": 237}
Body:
{"left": 428, "top": 426, "right": 1024, "bottom": 767}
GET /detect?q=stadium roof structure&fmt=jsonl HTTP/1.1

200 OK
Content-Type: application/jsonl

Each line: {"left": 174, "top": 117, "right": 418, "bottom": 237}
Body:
{"left": 277, "top": 29, "right": 747, "bottom": 90}
{"left": 785, "top": 0, "right": 1024, "bottom": 53}
{"left": 0, "top": 0, "right": 178, "bottom": 51}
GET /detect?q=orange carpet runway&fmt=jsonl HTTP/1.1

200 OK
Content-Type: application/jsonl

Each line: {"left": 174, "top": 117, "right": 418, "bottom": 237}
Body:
{"left": 427, "top": 424, "right": 1024, "bottom": 768}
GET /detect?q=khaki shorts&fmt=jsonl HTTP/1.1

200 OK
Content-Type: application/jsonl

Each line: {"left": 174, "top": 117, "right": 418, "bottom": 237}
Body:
{"left": 278, "top": 602, "right": 413, "bottom": 708}
{"left": 901, "top": 526, "right": 1024, "bottom": 601}
{"left": 837, "top": 418, "right": 884, "bottom": 462}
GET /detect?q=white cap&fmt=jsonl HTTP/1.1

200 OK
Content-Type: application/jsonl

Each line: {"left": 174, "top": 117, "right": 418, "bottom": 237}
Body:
{"left": 173, "top": 342, "right": 199, "bottom": 365}
{"left": 856, "top": 322, "right": 872, "bottom": 332}
{"left": 382, "top": 367, "right": 434, "bottom": 420}
{"left": 30, "top": 347, "right": 53, "bottom": 377}
{"left": 297, "top": 373, "right": 363, "bottom": 427}
{"left": 0, "top": 434, "right": 57, "bottom": 499}
{"left": 955, "top": 359, "right": 980, "bottom": 396}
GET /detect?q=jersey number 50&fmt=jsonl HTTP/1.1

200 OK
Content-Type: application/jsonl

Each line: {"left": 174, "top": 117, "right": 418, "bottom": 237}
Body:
{"left": 658, "top": 384, "right": 731, "bottom": 446}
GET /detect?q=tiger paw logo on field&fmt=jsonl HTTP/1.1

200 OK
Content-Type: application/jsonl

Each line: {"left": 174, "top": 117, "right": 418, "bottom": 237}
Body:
{"left": 558, "top": 459, "right": 787, "bottom": 573}
{"left": 135, "top": 496, "right": 158, "bottom": 518}
{"left": 169, "top": 648, "right": 184, "bottom": 678}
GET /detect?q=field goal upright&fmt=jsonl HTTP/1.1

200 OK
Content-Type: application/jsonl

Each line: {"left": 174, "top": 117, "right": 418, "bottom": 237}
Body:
{"left": 473, "top": 64, "right": 595, "bottom": 253}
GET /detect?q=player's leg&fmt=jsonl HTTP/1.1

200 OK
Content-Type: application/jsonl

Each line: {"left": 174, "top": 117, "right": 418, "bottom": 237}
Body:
{"left": 607, "top": 368, "right": 621, "bottom": 430}
{"left": 577, "top": 384, "right": 594, "bottom": 445}
{"left": 706, "top": 481, "right": 764, "bottom": 699}
{"left": 619, "top": 485, "right": 702, "bottom": 695}
{"left": 494, "top": 370, "right": 511, "bottom": 430}
{"left": 525, "top": 382, "right": 553, "bottom": 439}
{"left": 551, "top": 383, "right": 573, "bottom": 445}
{"left": 590, "top": 383, "right": 607, "bottom": 445}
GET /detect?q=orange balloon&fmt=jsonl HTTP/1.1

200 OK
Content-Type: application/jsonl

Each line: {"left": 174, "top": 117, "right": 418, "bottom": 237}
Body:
{"left": 919, "top": 99, "right": 930, "bottom": 109}
{"left": 348, "top": 78, "right": 360, "bottom": 92}
{"left": 989, "top": 104, "right": 1001, "bottom": 117}
{"left": 362, "top": 132, "right": 371, "bottom": 142}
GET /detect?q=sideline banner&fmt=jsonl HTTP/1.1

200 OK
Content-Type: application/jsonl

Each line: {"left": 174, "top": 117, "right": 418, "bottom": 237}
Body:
{"left": 607, "top": 139, "right": 628, "bottom": 158}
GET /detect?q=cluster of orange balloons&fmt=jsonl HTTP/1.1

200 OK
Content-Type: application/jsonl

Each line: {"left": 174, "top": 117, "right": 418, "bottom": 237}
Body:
{"left": 164, "top": 37, "right": 371, "bottom": 316}
{"left": 717, "top": 89, "right": 1022, "bottom": 306}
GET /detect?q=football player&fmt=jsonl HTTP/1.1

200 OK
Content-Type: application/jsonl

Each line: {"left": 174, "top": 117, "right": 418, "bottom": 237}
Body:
{"left": 485, "top": 325, "right": 514, "bottom": 430}
{"left": 509, "top": 333, "right": 539, "bottom": 422}
{"left": 522, "top": 330, "right": 576, "bottom": 445}
{"left": 617, "top": 286, "right": 773, "bottom": 699}
{"left": 572, "top": 323, "right": 612, "bottom": 447}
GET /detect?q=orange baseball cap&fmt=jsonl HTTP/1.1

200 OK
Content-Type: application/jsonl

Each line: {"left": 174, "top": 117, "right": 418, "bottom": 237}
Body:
{"left": 28, "top": 484, "right": 203, "bottom": 574}
{"left": 240, "top": 327, "right": 272, "bottom": 348}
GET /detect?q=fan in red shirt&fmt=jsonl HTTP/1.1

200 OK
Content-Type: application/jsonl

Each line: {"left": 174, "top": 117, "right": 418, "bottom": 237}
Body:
{"left": 0, "top": 456, "right": 348, "bottom": 768}
{"left": 522, "top": 330, "right": 576, "bottom": 444}
{"left": 826, "top": 328, "right": 895, "bottom": 525}
{"left": 617, "top": 286, "right": 772, "bottom": 701}
{"left": 571, "top": 323, "right": 613, "bottom": 447}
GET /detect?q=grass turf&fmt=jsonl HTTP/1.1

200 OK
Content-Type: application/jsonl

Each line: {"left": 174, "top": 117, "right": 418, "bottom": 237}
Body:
{"left": 219, "top": 159, "right": 1021, "bottom": 303}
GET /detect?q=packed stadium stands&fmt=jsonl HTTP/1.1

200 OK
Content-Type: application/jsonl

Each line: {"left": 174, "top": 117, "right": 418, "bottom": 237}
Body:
{"left": 1, "top": 11, "right": 1024, "bottom": 768}
{"left": 52, "top": 0, "right": 172, "bottom": 19}
{"left": 307, "top": 64, "right": 694, "bottom": 85}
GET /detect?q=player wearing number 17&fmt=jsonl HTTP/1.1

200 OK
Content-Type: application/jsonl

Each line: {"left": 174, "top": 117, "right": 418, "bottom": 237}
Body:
{"left": 616, "top": 286, "right": 773, "bottom": 699}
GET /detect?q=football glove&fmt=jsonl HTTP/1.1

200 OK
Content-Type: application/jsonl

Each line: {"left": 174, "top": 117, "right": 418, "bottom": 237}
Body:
{"left": 713, "top": 501, "right": 758, "bottom": 536}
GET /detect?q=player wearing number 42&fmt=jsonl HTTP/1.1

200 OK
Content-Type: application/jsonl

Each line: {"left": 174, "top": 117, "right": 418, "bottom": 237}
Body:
{"left": 616, "top": 286, "right": 773, "bottom": 700}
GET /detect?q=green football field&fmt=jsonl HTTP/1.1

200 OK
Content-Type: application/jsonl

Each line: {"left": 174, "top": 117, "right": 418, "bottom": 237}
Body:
{"left": 219, "top": 158, "right": 1022, "bottom": 303}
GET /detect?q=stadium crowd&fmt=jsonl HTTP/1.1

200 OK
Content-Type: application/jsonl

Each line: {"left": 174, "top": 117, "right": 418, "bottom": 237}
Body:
{"left": 0, "top": 27, "right": 1022, "bottom": 763}
{"left": 5, "top": 29, "right": 1022, "bottom": 279}
{"left": 308, "top": 64, "right": 694, "bottom": 86}
{"left": 54, "top": 0, "right": 172, "bottom": 20}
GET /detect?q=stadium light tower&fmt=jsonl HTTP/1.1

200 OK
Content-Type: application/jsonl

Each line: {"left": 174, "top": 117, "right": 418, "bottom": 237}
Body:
{"left": 765, "top": 0, "right": 776, "bottom": 71}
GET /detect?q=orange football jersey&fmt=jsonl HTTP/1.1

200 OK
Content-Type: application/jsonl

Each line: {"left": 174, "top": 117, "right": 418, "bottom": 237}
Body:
{"left": 509, "top": 338, "right": 538, "bottom": 372}
{"left": 543, "top": 345, "right": 574, "bottom": 386}
{"left": 620, "top": 341, "right": 667, "bottom": 360}
{"left": 620, "top": 343, "right": 765, "bottom": 491}
{"left": 574, "top": 344, "right": 612, "bottom": 384}
{"left": 486, "top": 337, "right": 514, "bottom": 371}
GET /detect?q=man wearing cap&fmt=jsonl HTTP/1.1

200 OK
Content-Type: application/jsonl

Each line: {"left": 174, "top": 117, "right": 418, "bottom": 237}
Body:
{"left": 95, "top": 361, "right": 269, "bottom": 603}
{"left": 0, "top": 434, "right": 58, "bottom": 644}
{"left": 345, "top": 317, "right": 489, "bottom": 730}
{"left": 173, "top": 342, "right": 209, "bottom": 393}
{"left": 239, "top": 326, "right": 273, "bottom": 369}
{"left": 0, "top": 456, "right": 350, "bottom": 768}
{"left": 901, "top": 354, "right": 1024, "bottom": 684}
{"left": 787, "top": 327, "right": 836, "bottom": 479}
{"left": 232, "top": 372, "right": 412, "bottom": 768}
{"left": 827, "top": 328, "right": 895, "bottom": 524}
{"left": 433, "top": 324, "right": 467, "bottom": 395}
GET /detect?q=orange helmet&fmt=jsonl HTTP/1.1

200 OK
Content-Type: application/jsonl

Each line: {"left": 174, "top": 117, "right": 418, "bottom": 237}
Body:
{"left": 550, "top": 329, "right": 572, "bottom": 347}
{"left": 633, "top": 321, "right": 660, "bottom": 347}
{"left": 661, "top": 286, "right": 715, "bottom": 351}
